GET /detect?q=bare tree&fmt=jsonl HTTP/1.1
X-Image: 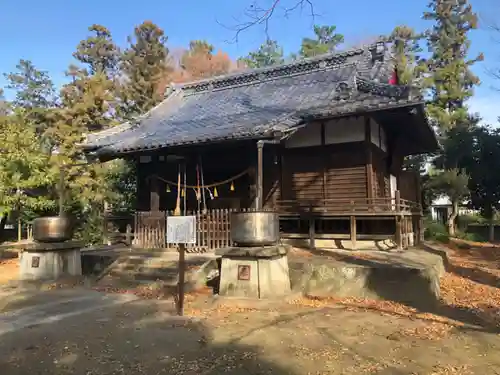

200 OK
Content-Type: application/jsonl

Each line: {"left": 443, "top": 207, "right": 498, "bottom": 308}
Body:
{"left": 219, "top": 0, "right": 319, "bottom": 42}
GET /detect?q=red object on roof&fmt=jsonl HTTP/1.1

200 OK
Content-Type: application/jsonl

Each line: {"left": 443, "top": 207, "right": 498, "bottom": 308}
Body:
{"left": 389, "top": 69, "right": 398, "bottom": 85}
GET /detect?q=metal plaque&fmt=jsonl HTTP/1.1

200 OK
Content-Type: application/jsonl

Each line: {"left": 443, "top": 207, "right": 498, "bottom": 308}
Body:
{"left": 166, "top": 215, "right": 196, "bottom": 244}
{"left": 31, "top": 256, "right": 40, "bottom": 268}
{"left": 237, "top": 265, "right": 251, "bottom": 281}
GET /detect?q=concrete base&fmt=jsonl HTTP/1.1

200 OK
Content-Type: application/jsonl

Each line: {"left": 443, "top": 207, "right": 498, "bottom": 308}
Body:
{"left": 217, "top": 246, "right": 291, "bottom": 299}
{"left": 288, "top": 248, "right": 444, "bottom": 310}
{"left": 19, "top": 242, "right": 82, "bottom": 281}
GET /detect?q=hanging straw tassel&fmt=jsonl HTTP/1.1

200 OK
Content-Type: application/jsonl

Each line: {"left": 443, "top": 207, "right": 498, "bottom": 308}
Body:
{"left": 181, "top": 188, "right": 185, "bottom": 197}
{"left": 174, "top": 166, "right": 181, "bottom": 216}
{"left": 166, "top": 184, "right": 171, "bottom": 193}
{"left": 213, "top": 187, "right": 218, "bottom": 198}
{"left": 230, "top": 182, "right": 235, "bottom": 191}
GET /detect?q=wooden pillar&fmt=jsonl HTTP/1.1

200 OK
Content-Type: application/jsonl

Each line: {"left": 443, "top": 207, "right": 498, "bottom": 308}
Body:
{"left": 150, "top": 175, "right": 160, "bottom": 211}
{"left": 350, "top": 215, "right": 357, "bottom": 250}
{"left": 364, "top": 116, "right": 374, "bottom": 201}
{"left": 395, "top": 216, "right": 403, "bottom": 250}
{"left": 309, "top": 215, "right": 316, "bottom": 250}
{"left": 256, "top": 141, "right": 264, "bottom": 210}
{"left": 321, "top": 121, "right": 327, "bottom": 204}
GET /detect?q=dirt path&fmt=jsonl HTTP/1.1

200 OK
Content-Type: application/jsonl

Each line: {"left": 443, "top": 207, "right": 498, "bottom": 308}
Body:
{"left": 1, "top": 240, "right": 500, "bottom": 374}
{"left": 0, "top": 294, "right": 499, "bottom": 375}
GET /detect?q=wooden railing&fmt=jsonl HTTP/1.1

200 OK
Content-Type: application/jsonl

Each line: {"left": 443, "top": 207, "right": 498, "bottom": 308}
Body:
{"left": 276, "top": 193, "right": 420, "bottom": 215}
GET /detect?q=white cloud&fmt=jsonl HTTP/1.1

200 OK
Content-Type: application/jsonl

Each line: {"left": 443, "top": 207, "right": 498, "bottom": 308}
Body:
{"left": 469, "top": 93, "right": 500, "bottom": 125}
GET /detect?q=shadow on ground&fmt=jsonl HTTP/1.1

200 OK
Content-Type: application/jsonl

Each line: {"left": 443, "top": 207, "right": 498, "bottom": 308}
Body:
{"left": 0, "top": 290, "right": 297, "bottom": 375}
{"left": 294, "top": 248, "right": 500, "bottom": 335}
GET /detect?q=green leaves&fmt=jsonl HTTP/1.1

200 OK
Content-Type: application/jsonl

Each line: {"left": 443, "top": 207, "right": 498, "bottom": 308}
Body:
{"left": 423, "top": 0, "right": 482, "bottom": 131}
{"left": 119, "top": 21, "right": 169, "bottom": 119}
{"left": 0, "top": 113, "right": 57, "bottom": 216}
{"left": 238, "top": 40, "right": 284, "bottom": 69}
{"left": 300, "top": 25, "right": 344, "bottom": 58}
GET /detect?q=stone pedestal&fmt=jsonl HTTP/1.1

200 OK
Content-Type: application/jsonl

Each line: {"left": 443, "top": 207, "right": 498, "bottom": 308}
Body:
{"left": 19, "top": 241, "right": 83, "bottom": 281}
{"left": 215, "top": 245, "right": 291, "bottom": 299}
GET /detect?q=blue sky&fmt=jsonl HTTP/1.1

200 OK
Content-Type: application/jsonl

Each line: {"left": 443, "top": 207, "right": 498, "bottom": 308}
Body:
{"left": 0, "top": 0, "right": 499, "bottom": 124}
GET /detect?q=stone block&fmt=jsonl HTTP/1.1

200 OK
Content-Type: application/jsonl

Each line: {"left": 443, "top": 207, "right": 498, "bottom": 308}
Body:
{"left": 258, "top": 256, "right": 291, "bottom": 298}
{"left": 218, "top": 254, "right": 291, "bottom": 299}
{"left": 219, "top": 257, "right": 260, "bottom": 298}
{"left": 19, "top": 249, "right": 82, "bottom": 281}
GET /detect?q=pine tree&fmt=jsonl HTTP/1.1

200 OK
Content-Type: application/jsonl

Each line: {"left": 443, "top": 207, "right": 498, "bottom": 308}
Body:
{"left": 390, "top": 25, "right": 426, "bottom": 86}
{"left": 119, "top": 21, "right": 169, "bottom": 118}
{"left": 423, "top": 0, "right": 483, "bottom": 131}
{"left": 300, "top": 25, "right": 344, "bottom": 58}
{"left": 73, "top": 24, "right": 120, "bottom": 78}
{"left": 238, "top": 40, "right": 284, "bottom": 68}
{"left": 4, "top": 60, "right": 56, "bottom": 135}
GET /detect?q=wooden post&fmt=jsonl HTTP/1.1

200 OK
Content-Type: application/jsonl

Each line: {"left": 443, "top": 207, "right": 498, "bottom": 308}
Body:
{"left": 256, "top": 141, "right": 264, "bottom": 210}
{"left": 395, "top": 216, "right": 403, "bottom": 250}
{"left": 125, "top": 224, "right": 132, "bottom": 246}
{"left": 350, "top": 215, "right": 357, "bottom": 250}
{"left": 17, "top": 218, "right": 21, "bottom": 242}
{"left": 150, "top": 175, "right": 160, "bottom": 211}
{"left": 177, "top": 243, "right": 186, "bottom": 316}
{"left": 59, "top": 167, "right": 65, "bottom": 216}
{"left": 364, "top": 116, "right": 374, "bottom": 200}
{"left": 395, "top": 190, "right": 401, "bottom": 212}
{"left": 309, "top": 215, "right": 315, "bottom": 250}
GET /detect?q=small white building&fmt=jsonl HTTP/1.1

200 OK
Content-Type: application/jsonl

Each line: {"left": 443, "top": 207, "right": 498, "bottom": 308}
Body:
{"left": 430, "top": 195, "right": 478, "bottom": 224}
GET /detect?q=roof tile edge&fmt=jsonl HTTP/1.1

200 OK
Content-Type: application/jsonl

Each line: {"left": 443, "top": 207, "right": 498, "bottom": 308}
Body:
{"left": 163, "top": 40, "right": 389, "bottom": 97}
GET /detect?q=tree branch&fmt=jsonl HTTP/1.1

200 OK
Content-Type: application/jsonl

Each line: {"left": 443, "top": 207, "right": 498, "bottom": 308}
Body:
{"left": 217, "top": 0, "right": 318, "bottom": 43}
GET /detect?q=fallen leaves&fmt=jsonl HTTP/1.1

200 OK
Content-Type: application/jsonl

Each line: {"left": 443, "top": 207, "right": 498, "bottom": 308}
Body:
{"left": 429, "top": 364, "right": 472, "bottom": 375}
{"left": 0, "top": 258, "right": 19, "bottom": 284}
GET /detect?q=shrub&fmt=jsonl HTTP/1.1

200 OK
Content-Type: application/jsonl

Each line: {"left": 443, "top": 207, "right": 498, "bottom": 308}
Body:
{"left": 423, "top": 217, "right": 449, "bottom": 243}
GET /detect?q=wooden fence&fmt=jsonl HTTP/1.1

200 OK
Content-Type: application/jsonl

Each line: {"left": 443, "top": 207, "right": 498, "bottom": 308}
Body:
{"left": 134, "top": 209, "right": 237, "bottom": 252}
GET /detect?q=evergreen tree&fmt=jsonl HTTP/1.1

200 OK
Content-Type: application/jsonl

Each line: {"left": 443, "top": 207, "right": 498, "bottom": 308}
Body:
{"left": 73, "top": 24, "right": 120, "bottom": 77}
{"left": 390, "top": 25, "right": 426, "bottom": 86}
{"left": 4, "top": 60, "right": 56, "bottom": 135}
{"left": 119, "top": 21, "right": 169, "bottom": 118}
{"left": 0, "top": 110, "right": 57, "bottom": 234}
{"left": 423, "top": 0, "right": 483, "bottom": 131}
{"left": 300, "top": 25, "right": 344, "bottom": 58}
{"left": 238, "top": 40, "right": 284, "bottom": 68}
{"left": 0, "top": 89, "right": 9, "bottom": 117}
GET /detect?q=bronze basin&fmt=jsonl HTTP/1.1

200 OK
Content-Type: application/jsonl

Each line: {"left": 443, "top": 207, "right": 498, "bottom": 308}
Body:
{"left": 32, "top": 216, "right": 74, "bottom": 243}
{"left": 230, "top": 211, "right": 279, "bottom": 247}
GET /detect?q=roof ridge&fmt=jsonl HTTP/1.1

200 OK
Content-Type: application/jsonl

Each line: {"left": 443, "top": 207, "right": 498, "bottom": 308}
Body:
{"left": 166, "top": 41, "right": 388, "bottom": 96}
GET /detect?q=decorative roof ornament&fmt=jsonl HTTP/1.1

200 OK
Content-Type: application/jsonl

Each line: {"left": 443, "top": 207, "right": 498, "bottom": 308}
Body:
{"left": 370, "top": 41, "right": 387, "bottom": 63}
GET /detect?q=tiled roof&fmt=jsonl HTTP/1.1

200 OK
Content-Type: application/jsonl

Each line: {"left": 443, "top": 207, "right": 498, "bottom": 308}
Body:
{"left": 84, "top": 42, "right": 425, "bottom": 156}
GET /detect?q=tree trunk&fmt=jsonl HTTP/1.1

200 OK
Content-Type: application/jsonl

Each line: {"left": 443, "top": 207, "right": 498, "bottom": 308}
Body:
{"left": 0, "top": 213, "right": 8, "bottom": 242}
{"left": 489, "top": 218, "right": 495, "bottom": 243}
{"left": 447, "top": 200, "right": 459, "bottom": 237}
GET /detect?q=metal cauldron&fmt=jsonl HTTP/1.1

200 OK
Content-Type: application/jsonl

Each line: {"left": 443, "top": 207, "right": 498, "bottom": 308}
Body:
{"left": 230, "top": 211, "right": 279, "bottom": 247}
{"left": 32, "top": 216, "right": 74, "bottom": 243}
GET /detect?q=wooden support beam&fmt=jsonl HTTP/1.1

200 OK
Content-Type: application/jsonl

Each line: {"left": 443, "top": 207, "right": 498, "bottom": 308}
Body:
{"left": 321, "top": 121, "right": 327, "bottom": 202}
{"left": 364, "top": 116, "right": 374, "bottom": 200}
{"left": 350, "top": 215, "right": 357, "bottom": 250}
{"left": 309, "top": 216, "right": 316, "bottom": 250}
{"left": 395, "top": 216, "right": 403, "bottom": 250}
{"left": 256, "top": 142, "right": 264, "bottom": 210}
{"left": 150, "top": 175, "right": 160, "bottom": 211}
{"left": 395, "top": 190, "right": 401, "bottom": 212}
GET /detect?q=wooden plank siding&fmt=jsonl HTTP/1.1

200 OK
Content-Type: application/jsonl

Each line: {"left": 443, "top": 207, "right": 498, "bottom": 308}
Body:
{"left": 398, "top": 171, "right": 420, "bottom": 204}
{"left": 280, "top": 142, "right": 368, "bottom": 207}
{"left": 371, "top": 145, "right": 390, "bottom": 199}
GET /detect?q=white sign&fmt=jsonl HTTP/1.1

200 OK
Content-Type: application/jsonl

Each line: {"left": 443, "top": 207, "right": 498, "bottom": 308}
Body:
{"left": 166, "top": 216, "right": 196, "bottom": 244}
